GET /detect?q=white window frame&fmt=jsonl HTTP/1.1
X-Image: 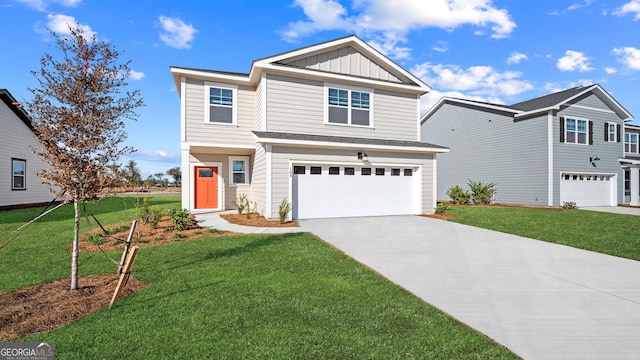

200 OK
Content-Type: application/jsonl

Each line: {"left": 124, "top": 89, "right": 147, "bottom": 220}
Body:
{"left": 12, "top": 158, "right": 26, "bottom": 190}
{"left": 324, "top": 82, "right": 374, "bottom": 128}
{"left": 204, "top": 81, "right": 238, "bottom": 126}
{"left": 607, "top": 122, "right": 617, "bottom": 142}
{"left": 626, "top": 133, "right": 638, "bottom": 154}
{"left": 564, "top": 116, "right": 589, "bottom": 145}
{"left": 229, "top": 156, "right": 250, "bottom": 185}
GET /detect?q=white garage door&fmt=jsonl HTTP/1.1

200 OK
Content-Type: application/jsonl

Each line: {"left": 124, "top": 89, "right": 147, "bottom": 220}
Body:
{"left": 560, "top": 173, "right": 616, "bottom": 206}
{"left": 292, "top": 165, "right": 419, "bottom": 219}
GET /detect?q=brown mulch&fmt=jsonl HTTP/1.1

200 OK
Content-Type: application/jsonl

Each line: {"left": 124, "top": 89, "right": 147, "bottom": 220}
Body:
{"left": 80, "top": 216, "right": 235, "bottom": 252}
{"left": 0, "top": 274, "right": 148, "bottom": 341}
{"left": 420, "top": 213, "right": 464, "bottom": 220}
{"left": 220, "top": 213, "right": 299, "bottom": 227}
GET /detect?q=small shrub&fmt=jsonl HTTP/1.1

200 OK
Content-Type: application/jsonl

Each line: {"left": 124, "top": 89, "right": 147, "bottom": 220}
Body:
{"left": 146, "top": 207, "right": 164, "bottom": 229}
{"left": 105, "top": 224, "right": 129, "bottom": 235}
{"left": 170, "top": 209, "right": 196, "bottom": 231}
{"left": 279, "top": 198, "right": 292, "bottom": 224}
{"left": 232, "top": 194, "right": 249, "bottom": 214}
{"left": 446, "top": 185, "right": 471, "bottom": 205}
{"left": 207, "top": 228, "right": 219, "bottom": 234}
{"left": 468, "top": 180, "right": 496, "bottom": 205}
{"left": 562, "top": 201, "right": 578, "bottom": 209}
{"left": 434, "top": 202, "right": 449, "bottom": 215}
{"left": 137, "top": 197, "right": 151, "bottom": 222}
{"left": 153, "top": 235, "right": 165, "bottom": 241}
{"left": 134, "top": 237, "right": 146, "bottom": 244}
{"left": 172, "top": 232, "right": 186, "bottom": 239}
{"left": 88, "top": 232, "right": 104, "bottom": 245}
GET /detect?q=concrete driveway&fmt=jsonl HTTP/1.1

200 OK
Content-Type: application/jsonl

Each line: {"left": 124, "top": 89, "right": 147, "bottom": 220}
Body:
{"left": 299, "top": 215, "right": 640, "bottom": 360}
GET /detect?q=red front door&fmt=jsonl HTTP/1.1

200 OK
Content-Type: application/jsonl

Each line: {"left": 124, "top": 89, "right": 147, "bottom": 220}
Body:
{"left": 195, "top": 166, "right": 218, "bottom": 209}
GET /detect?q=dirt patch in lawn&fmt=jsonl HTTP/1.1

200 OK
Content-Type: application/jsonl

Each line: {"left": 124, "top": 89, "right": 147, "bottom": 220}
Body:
{"left": 220, "top": 213, "right": 299, "bottom": 227}
{"left": 420, "top": 213, "right": 464, "bottom": 220}
{"left": 0, "top": 274, "right": 148, "bottom": 341}
{"left": 80, "top": 216, "right": 236, "bottom": 252}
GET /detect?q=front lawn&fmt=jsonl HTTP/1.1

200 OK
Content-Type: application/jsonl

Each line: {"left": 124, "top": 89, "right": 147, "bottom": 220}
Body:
{"left": 1, "top": 197, "right": 517, "bottom": 359}
{"left": 448, "top": 206, "right": 640, "bottom": 260}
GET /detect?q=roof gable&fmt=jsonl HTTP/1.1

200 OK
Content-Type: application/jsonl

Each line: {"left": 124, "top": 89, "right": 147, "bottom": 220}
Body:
{"left": 0, "top": 89, "right": 34, "bottom": 132}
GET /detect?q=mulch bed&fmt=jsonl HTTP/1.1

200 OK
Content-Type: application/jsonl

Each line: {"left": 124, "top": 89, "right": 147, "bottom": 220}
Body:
{"left": 220, "top": 213, "right": 299, "bottom": 227}
{"left": 0, "top": 274, "right": 148, "bottom": 341}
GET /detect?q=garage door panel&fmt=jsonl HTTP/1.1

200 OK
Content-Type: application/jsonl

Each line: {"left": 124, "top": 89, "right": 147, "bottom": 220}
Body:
{"left": 293, "top": 165, "right": 417, "bottom": 219}
{"left": 560, "top": 173, "right": 616, "bottom": 207}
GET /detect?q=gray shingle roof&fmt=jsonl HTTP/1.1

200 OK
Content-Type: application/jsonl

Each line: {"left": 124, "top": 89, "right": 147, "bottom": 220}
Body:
{"left": 509, "top": 85, "right": 591, "bottom": 111}
{"left": 252, "top": 131, "right": 447, "bottom": 150}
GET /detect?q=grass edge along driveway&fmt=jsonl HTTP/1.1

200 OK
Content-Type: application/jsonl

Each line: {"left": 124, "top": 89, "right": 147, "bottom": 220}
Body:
{"left": 448, "top": 206, "right": 640, "bottom": 261}
{"left": 1, "top": 197, "right": 518, "bottom": 359}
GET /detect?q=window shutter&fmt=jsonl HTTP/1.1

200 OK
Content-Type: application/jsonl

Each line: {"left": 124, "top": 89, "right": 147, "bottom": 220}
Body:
{"left": 589, "top": 121, "right": 593, "bottom": 145}
{"left": 559, "top": 117, "right": 565, "bottom": 142}
{"left": 617, "top": 124, "right": 622, "bottom": 143}
{"left": 604, "top": 123, "right": 609, "bottom": 141}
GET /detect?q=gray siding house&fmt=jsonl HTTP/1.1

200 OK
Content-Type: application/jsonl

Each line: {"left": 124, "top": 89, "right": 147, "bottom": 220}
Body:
{"left": 421, "top": 84, "right": 635, "bottom": 207}
{"left": 171, "top": 36, "right": 447, "bottom": 219}
{"left": 0, "top": 89, "right": 53, "bottom": 209}
{"left": 622, "top": 123, "right": 640, "bottom": 205}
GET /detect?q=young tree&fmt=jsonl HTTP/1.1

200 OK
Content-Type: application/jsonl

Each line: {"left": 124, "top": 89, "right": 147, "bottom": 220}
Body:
{"left": 166, "top": 166, "right": 181, "bottom": 187}
{"left": 123, "top": 159, "right": 141, "bottom": 189}
{"left": 27, "top": 25, "right": 144, "bottom": 290}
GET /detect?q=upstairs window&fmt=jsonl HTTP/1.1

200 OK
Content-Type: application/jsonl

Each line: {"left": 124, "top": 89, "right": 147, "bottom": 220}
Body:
{"left": 564, "top": 117, "right": 588, "bottom": 144}
{"left": 625, "top": 133, "right": 638, "bottom": 153}
{"left": 606, "top": 122, "right": 618, "bottom": 142}
{"left": 326, "top": 84, "right": 372, "bottom": 127}
{"left": 12, "top": 158, "right": 26, "bottom": 190}
{"left": 205, "top": 82, "right": 237, "bottom": 125}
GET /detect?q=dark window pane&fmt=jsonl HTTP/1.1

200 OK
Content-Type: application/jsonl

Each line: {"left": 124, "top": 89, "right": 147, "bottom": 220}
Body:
{"left": 404, "top": 169, "right": 412, "bottom": 176}
{"left": 351, "top": 109, "right": 370, "bottom": 126}
{"left": 293, "top": 166, "right": 305, "bottom": 174}
{"left": 391, "top": 168, "right": 400, "bottom": 176}
{"left": 375, "top": 168, "right": 385, "bottom": 176}
{"left": 210, "top": 106, "right": 233, "bottom": 123}
{"left": 361, "top": 168, "right": 371, "bottom": 175}
{"left": 310, "top": 167, "right": 321, "bottom": 174}
{"left": 328, "top": 107, "right": 348, "bottom": 124}
{"left": 13, "top": 176, "right": 24, "bottom": 189}
{"left": 233, "top": 173, "right": 245, "bottom": 184}
{"left": 199, "top": 169, "right": 213, "bottom": 177}
{"left": 329, "top": 167, "right": 339, "bottom": 175}
{"left": 344, "top": 167, "right": 355, "bottom": 175}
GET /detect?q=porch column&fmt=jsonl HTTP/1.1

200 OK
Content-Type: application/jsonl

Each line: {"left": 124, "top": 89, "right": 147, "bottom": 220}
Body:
{"left": 631, "top": 165, "right": 640, "bottom": 206}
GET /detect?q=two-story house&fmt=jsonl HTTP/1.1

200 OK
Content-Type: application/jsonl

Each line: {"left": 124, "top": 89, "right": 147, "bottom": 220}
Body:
{"left": 171, "top": 36, "right": 447, "bottom": 220}
{"left": 0, "top": 88, "right": 53, "bottom": 209}
{"left": 421, "top": 84, "right": 635, "bottom": 207}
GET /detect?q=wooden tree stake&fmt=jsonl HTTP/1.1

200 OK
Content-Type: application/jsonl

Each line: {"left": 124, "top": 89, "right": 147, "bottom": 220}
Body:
{"left": 117, "top": 220, "right": 137, "bottom": 274}
{"left": 109, "top": 245, "right": 139, "bottom": 309}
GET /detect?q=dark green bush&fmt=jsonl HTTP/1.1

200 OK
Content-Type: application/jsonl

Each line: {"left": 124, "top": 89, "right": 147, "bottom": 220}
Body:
{"left": 170, "top": 209, "right": 196, "bottom": 231}
{"left": 468, "top": 180, "right": 496, "bottom": 205}
{"left": 434, "top": 202, "right": 449, "bottom": 215}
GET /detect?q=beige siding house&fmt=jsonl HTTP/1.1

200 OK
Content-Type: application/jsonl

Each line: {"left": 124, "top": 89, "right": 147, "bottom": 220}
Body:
{"left": 0, "top": 89, "right": 53, "bottom": 208}
{"left": 171, "top": 36, "right": 447, "bottom": 219}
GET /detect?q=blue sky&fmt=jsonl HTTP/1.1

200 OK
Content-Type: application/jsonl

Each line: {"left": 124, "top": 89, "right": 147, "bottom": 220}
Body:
{"left": 1, "top": 0, "right": 640, "bottom": 178}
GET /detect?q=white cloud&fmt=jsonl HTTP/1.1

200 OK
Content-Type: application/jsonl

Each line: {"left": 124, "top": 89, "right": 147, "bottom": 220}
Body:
{"left": 557, "top": 50, "right": 593, "bottom": 72}
{"left": 158, "top": 16, "right": 197, "bottom": 49}
{"left": 282, "top": 0, "right": 516, "bottom": 58}
{"left": 613, "top": 47, "right": 640, "bottom": 70}
{"left": 45, "top": 13, "right": 96, "bottom": 40}
{"left": 432, "top": 40, "right": 448, "bottom": 53}
{"left": 605, "top": 67, "right": 618, "bottom": 74}
{"left": 544, "top": 80, "right": 594, "bottom": 94}
{"left": 412, "top": 62, "right": 533, "bottom": 112}
{"left": 614, "top": 0, "right": 640, "bottom": 20}
{"left": 507, "top": 52, "right": 528, "bottom": 64}
{"left": 128, "top": 69, "right": 145, "bottom": 80}
{"left": 568, "top": 0, "right": 594, "bottom": 11}
{"left": 16, "top": 0, "right": 80, "bottom": 11}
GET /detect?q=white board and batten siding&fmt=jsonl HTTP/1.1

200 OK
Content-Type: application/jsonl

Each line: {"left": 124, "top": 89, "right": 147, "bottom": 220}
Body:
{"left": 269, "top": 146, "right": 435, "bottom": 219}
{"left": 265, "top": 74, "right": 418, "bottom": 142}
{"left": 0, "top": 101, "right": 53, "bottom": 207}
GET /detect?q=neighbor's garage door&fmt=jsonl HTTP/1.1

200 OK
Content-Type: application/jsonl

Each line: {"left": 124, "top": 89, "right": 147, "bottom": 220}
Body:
{"left": 292, "top": 165, "right": 418, "bottom": 219}
{"left": 560, "top": 173, "right": 616, "bottom": 206}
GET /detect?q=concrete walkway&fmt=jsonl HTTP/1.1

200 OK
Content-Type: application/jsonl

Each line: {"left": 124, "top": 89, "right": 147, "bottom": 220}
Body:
{"left": 195, "top": 211, "right": 303, "bottom": 234}
{"left": 298, "top": 216, "right": 640, "bottom": 360}
{"left": 581, "top": 206, "right": 640, "bottom": 216}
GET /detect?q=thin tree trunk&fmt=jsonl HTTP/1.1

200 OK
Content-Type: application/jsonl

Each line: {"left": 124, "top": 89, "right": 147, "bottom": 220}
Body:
{"left": 71, "top": 200, "right": 80, "bottom": 290}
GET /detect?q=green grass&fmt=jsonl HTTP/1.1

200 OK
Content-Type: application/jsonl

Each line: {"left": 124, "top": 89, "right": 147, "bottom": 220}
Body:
{"left": 1, "top": 196, "right": 518, "bottom": 359}
{"left": 448, "top": 206, "right": 640, "bottom": 260}
{"left": 0, "top": 195, "right": 181, "bottom": 292}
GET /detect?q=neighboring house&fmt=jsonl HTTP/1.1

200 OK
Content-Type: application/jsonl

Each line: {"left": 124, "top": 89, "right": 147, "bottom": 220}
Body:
{"left": 171, "top": 36, "right": 447, "bottom": 219}
{"left": 421, "top": 84, "right": 637, "bottom": 207}
{"left": 0, "top": 89, "right": 53, "bottom": 209}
